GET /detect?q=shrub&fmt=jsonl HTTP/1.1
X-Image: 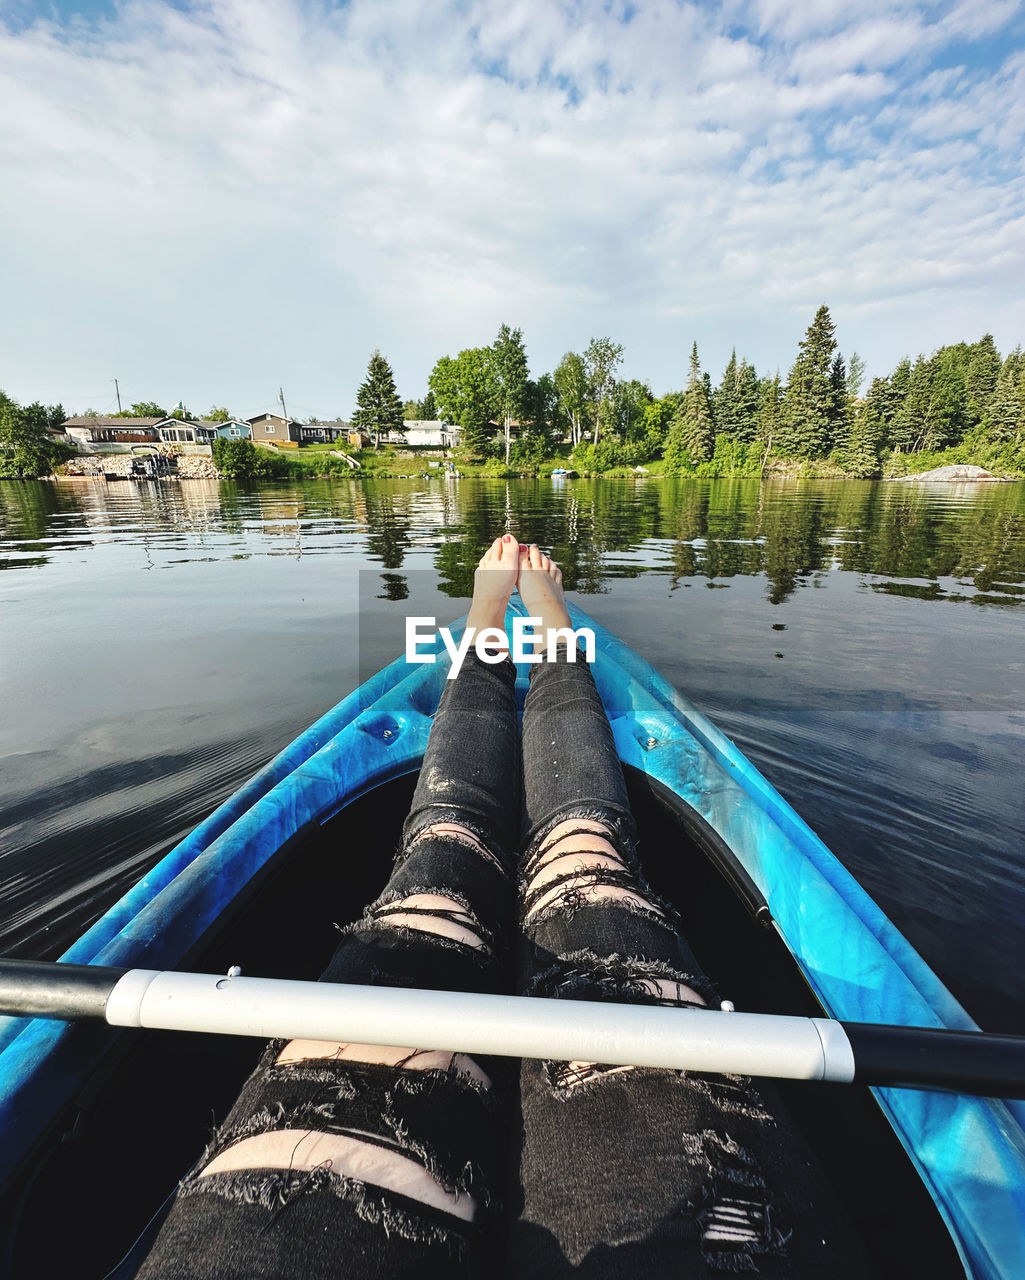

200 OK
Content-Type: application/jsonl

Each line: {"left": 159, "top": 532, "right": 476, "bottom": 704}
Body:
{"left": 693, "top": 434, "right": 765, "bottom": 478}
{"left": 212, "top": 438, "right": 291, "bottom": 480}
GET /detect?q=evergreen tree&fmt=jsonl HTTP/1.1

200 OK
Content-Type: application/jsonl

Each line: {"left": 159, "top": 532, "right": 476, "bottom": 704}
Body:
{"left": 352, "top": 350, "right": 405, "bottom": 448}
{"left": 923, "top": 348, "right": 966, "bottom": 449}
{"left": 713, "top": 350, "right": 739, "bottom": 434}
{"left": 834, "top": 383, "right": 884, "bottom": 477}
{"left": 779, "top": 304, "right": 838, "bottom": 457}
{"left": 890, "top": 356, "right": 930, "bottom": 452}
{"left": 888, "top": 357, "right": 912, "bottom": 416}
{"left": 664, "top": 343, "right": 713, "bottom": 472}
{"left": 964, "top": 334, "right": 1001, "bottom": 425}
{"left": 984, "top": 347, "right": 1025, "bottom": 441}
{"left": 713, "top": 351, "right": 759, "bottom": 442}
{"left": 735, "top": 361, "right": 760, "bottom": 443}
{"left": 416, "top": 390, "right": 437, "bottom": 420}
{"left": 755, "top": 374, "right": 783, "bottom": 455}
{"left": 829, "top": 352, "right": 850, "bottom": 453}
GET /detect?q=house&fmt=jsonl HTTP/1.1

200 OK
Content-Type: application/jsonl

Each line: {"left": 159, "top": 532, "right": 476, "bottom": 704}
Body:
{"left": 397, "top": 421, "right": 461, "bottom": 448}
{"left": 63, "top": 417, "right": 162, "bottom": 447}
{"left": 296, "top": 419, "right": 347, "bottom": 444}
{"left": 156, "top": 418, "right": 203, "bottom": 444}
{"left": 246, "top": 412, "right": 302, "bottom": 445}
{"left": 196, "top": 419, "right": 252, "bottom": 442}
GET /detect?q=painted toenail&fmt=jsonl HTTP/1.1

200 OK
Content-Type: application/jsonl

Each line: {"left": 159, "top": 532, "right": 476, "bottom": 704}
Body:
{"left": 504, "top": 534, "right": 512, "bottom": 542}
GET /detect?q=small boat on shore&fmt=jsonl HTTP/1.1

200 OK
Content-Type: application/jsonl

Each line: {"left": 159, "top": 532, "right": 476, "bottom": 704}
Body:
{"left": 1, "top": 603, "right": 1024, "bottom": 1277}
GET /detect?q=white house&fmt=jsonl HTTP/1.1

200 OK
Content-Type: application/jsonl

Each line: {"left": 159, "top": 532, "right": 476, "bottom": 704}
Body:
{"left": 398, "top": 421, "right": 461, "bottom": 448}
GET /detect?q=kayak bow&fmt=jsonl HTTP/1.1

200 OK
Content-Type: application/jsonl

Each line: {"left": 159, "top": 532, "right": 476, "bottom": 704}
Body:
{"left": 1, "top": 602, "right": 1023, "bottom": 1278}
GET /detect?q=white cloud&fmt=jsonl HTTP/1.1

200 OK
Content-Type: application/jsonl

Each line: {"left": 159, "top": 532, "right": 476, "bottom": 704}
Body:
{"left": 0, "top": 0, "right": 1022, "bottom": 412}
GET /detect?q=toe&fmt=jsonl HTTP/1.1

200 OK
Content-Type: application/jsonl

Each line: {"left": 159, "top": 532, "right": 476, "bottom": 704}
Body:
{"left": 487, "top": 535, "right": 503, "bottom": 563}
{"left": 529, "top": 544, "right": 543, "bottom": 569}
{"left": 500, "top": 533, "right": 516, "bottom": 560}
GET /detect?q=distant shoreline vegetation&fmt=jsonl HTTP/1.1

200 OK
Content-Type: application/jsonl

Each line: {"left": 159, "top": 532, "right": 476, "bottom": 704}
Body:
{"left": 3, "top": 305, "right": 1023, "bottom": 481}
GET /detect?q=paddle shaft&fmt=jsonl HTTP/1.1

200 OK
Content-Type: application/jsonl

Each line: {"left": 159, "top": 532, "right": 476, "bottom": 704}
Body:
{"left": 2, "top": 960, "right": 1024, "bottom": 1097}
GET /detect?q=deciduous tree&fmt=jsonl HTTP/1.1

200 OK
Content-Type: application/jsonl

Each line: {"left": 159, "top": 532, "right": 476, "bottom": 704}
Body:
{"left": 584, "top": 337, "right": 624, "bottom": 445}
{"left": 554, "top": 352, "right": 588, "bottom": 445}
{"left": 492, "top": 324, "right": 529, "bottom": 465}
{"left": 428, "top": 349, "right": 498, "bottom": 458}
{"left": 0, "top": 391, "right": 75, "bottom": 478}
{"left": 123, "top": 400, "right": 166, "bottom": 418}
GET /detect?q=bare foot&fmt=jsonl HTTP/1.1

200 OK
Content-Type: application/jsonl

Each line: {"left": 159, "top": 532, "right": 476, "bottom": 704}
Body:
{"left": 465, "top": 534, "right": 519, "bottom": 644}
{"left": 516, "top": 544, "right": 571, "bottom": 632}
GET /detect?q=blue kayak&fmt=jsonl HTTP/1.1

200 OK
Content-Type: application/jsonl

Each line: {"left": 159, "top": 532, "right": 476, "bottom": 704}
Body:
{"left": 1, "top": 602, "right": 1024, "bottom": 1276}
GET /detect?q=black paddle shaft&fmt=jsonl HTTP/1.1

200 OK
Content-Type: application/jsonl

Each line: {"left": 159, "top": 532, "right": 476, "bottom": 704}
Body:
{"left": 0, "top": 959, "right": 127, "bottom": 1020}
{"left": 845, "top": 1022, "right": 1025, "bottom": 1098}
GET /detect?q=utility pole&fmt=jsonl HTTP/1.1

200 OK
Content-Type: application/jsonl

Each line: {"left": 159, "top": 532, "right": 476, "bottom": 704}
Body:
{"left": 114, "top": 379, "right": 122, "bottom": 414}
{"left": 278, "top": 387, "right": 288, "bottom": 422}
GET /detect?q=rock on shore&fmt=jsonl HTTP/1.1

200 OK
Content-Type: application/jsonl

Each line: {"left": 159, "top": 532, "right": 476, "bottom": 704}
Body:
{"left": 60, "top": 451, "right": 220, "bottom": 480}
{"left": 890, "top": 464, "right": 1011, "bottom": 483}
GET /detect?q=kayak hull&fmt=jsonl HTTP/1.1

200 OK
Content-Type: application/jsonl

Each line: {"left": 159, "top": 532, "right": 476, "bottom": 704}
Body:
{"left": 1, "top": 603, "right": 1023, "bottom": 1277}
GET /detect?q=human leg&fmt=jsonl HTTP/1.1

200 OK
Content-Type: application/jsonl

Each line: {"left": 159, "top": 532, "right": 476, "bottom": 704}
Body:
{"left": 511, "top": 545, "right": 868, "bottom": 1278}
{"left": 136, "top": 536, "right": 523, "bottom": 1280}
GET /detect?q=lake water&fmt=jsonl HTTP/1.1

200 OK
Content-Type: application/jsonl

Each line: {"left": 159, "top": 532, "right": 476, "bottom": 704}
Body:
{"left": 1, "top": 475, "right": 1023, "bottom": 1032}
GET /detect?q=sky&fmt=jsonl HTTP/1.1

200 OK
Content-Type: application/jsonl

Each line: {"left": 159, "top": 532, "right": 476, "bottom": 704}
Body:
{"left": 1, "top": 0, "right": 1024, "bottom": 420}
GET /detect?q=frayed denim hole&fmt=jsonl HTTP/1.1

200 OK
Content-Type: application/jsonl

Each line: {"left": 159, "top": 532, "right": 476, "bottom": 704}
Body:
{"left": 521, "top": 865, "right": 656, "bottom": 922}
{"left": 207, "top": 1060, "right": 495, "bottom": 1204}
{"left": 526, "top": 951, "right": 719, "bottom": 1010}
{"left": 544, "top": 1059, "right": 643, "bottom": 1093}
{"left": 368, "top": 885, "right": 496, "bottom": 952}
{"left": 380, "top": 1094, "right": 489, "bottom": 1205}
{"left": 523, "top": 826, "right": 632, "bottom": 879}
{"left": 331, "top": 914, "right": 502, "bottom": 972}
{"left": 524, "top": 890, "right": 672, "bottom": 938}
{"left": 523, "top": 809, "right": 638, "bottom": 878}
{"left": 685, "top": 1073, "right": 775, "bottom": 1124}
{"left": 178, "top": 1166, "right": 473, "bottom": 1256}
{"left": 695, "top": 1132, "right": 791, "bottom": 1271}
{"left": 402, "top": 809, "right": 514, "bottom": 871}
{"left": 402, "top": 825, "right": 509, "bottom": 877}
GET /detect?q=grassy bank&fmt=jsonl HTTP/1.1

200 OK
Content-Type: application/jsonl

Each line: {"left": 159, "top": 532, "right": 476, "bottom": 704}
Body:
{"left": 214, "top": 438, "right": 1024, "bottom": 482}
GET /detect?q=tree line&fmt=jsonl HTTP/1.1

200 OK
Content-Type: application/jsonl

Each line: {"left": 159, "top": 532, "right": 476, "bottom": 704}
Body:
{"left": 5, "top": 305, "right": 1024, "bottom": 480}
{"left": 355, "top": 306, "right": 1025, "bottom": 477}
{"left": 0, "top": 393, "right": 75, "bottom": 479}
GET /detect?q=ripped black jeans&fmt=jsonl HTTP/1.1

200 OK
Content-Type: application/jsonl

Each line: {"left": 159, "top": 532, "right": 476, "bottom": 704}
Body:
{"left": 137, "top": 651, "right": 868, "bottom": 1279}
